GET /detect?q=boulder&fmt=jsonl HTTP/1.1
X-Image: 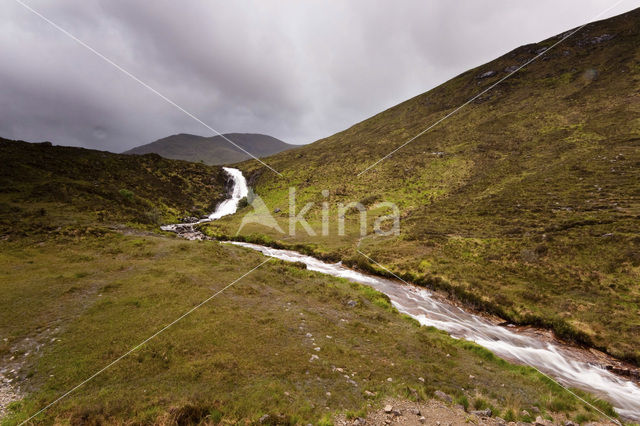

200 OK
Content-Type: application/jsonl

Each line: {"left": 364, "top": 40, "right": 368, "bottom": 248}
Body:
{"left": 477, "top": 70, "right": 497, "bottom": 79}
{"left": 534, "top": 416, "right": 552, "bottom": 426}
{"left": 471, "top": 408, "right": 492, "bottom": 417}
{"left": 434, "top": 390, "right": 452, "bottom": 403}
{"left": 590, "top": 34, "right": 614, "bottom": 44}
{"left": 259, "top": 414, "right": 271, "bottom": 423}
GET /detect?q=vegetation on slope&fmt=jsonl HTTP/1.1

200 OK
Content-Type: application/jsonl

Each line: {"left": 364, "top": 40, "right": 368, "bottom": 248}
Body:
{"left": 211, "top": 9, "right": 640, "bottom": 364}
{"left": 1, "top": 233, "right": 616, "bottom": 424}
{"left": 0, "top": 138, "right": 228, "bottom": 235}
{"left": 0, "top": 141, "right": 618, "bottom": 423}
{"left": 124, "top": 133, "right": 295, "bottom": 165}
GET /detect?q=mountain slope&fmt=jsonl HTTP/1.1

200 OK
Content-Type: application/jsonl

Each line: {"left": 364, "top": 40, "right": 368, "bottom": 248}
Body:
{"left": 0, "top": 138, "right": 228, "bottom": 234}
{"left": 0, "top": 141, "right": 612, "bottom": 424}
{"left": 211, "top": 8, "right": 640, "bottom": 364}
{"left": 124, "top": 132, "right": 295, "bottom": 165}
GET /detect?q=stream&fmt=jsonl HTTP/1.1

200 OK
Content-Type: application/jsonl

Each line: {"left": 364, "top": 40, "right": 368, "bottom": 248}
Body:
{"left": 163, "top": 167, "right": 640, "bottom": 421}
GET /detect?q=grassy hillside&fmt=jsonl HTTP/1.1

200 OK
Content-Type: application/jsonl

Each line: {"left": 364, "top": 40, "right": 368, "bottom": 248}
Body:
{"left": 0, "top": 144, "right": 618, "bottom": 423}
{"left": 1, "top": 233, "right": 616, "bottom": 424}
{"left": 0, "top": 138, "right": 228, "bottom": 235}
{"left": 124, "top": 133, "right": 295, "bottom": 165}
{"left": 209, "top": 9, "right": 640, "bottom": 365}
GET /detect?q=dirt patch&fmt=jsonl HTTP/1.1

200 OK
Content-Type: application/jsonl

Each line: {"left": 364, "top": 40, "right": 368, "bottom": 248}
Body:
{"left": 0, "top": 329, "right": 59, "bottom": 419}
{"left": 334, "top": 398, "right": 618, "bottom": 426}
{"left": 0, "top": 377, "right": 21, "bottom": 419}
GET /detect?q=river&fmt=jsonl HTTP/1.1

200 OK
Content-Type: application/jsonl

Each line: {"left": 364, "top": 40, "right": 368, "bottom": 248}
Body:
{"left": 164, "top": 167, "right": 640, "bottom": 421}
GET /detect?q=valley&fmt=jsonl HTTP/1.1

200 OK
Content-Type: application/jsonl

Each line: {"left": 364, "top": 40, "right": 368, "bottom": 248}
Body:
{"left": 1, "top": 5, "right": 639, "bottom": 425}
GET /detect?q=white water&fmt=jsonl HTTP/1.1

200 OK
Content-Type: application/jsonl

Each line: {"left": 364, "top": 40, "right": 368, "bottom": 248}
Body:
{"left": 160, "top": 167, "right": 248, "bottom": 234}
{"left": 230, "top": 242, "right": 640, "bottom": 421}
{"left": 207, "top": 167, "right": 248, "bottom": 221}
{"left": 168, "top": 169, "right": 640, "bottom": 420}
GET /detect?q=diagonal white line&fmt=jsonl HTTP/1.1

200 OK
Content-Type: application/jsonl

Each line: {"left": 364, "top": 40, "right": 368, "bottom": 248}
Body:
{"left": 356, "top": 249, "right": 618, "bottom": 423}
{"left": 13, "top": 0, "right": 283, "bottom": 177}
{"left": 19, "top": 257, "right": 273, "bottom": 425}
{"left": 357, "top": 0, "right": 629, "bottom": 176}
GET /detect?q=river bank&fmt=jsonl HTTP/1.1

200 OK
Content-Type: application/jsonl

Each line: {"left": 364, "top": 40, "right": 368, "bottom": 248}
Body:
{"left": 160, "top": 167, "right": 640, "bottom": 422}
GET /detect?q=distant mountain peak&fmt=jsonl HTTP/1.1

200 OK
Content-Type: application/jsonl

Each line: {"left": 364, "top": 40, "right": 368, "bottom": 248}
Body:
{"left": 124, "top": 132, "right": 294, "bottom": 165}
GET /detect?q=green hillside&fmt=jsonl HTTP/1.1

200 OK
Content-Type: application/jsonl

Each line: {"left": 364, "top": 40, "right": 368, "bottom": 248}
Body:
{"left": 0, "top": 138, "right": 228, "bottom": 235}
{"left": 0, "top": 141, "right": 616, "bottom": 424}
{"left": 124, "top": 132, "right": 295, "bottom": 165}
{"left": 209, "top": 8, "right": 640, "bottom": 364}
{"left": 3, "top": 233, "right": 615, "bottom": 424}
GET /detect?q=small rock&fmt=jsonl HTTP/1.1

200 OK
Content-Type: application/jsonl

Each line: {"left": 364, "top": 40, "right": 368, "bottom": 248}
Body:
{"left": 384, "top": 404, "right": 393, "bottom": 413}
{"left": 530, "top": 406, "right": 540, "bottom": 414}
{"left": 521, "top": 410, "right": 530, "bottom": 417}
{"left": 563, "top": 422, "right": 576, "bottom": 426}
{"left": 347, "top": 300, "right": 358, "bottom": 307}
{"left": 410, "top": 408, "right": 421, "bottom": 416}
{"left": 386, "top": 377, "right": 393, "bottom": 382}
{"left": 477, "top": 70, "right": 497, "bottom": 79}
{"left": 504, "top": 65, "right": 519, "bottom": 73}
{"left": 259, "top": 414, "right": 271, "bottom": 423}
{"left": 274, "top": 207, "right": 281, "bottom": 213}
{"left": 534, "top": 416, "right": 547, "bottom": 426}
{"left": 314, "top": 347, "right": 321, "bottom": 351}
{"left": 309, "top": 354, "right": 319, "bottom": 362}
{"left": 306, "top": 333, "right": 313, "bottom": 338}
{"left": 326, "top": 392, "right": 331, "bottom": 397}
{"left": 469, "top": 374, "right": 475, "bottom": 379}
{"left": 353, "top": 417, "right": 366, "bottom": 425}
{"left": 419, "top": 417, "right": 426, "bottom": 424}
{"left": 471, "top": 408, "right": 492, "bottom": 417}
{"left": 434, "top": 390, "right": 452, "bottom": 403}
{"left": 590, "top": 33, "right": 614, "bottom": 44}
{"left": 364, "top": 390, "right": 376, "bottom": 397}
{"left": 418, "top": 377, "right": 425, "bottom": 382}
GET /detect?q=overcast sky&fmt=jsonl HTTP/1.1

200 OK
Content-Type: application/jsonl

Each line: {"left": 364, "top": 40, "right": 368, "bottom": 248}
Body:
{"left": 1, "top": 1, "right": 637, "bottom": 152}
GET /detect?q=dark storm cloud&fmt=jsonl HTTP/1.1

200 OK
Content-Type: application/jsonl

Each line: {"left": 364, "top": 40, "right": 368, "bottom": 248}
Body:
{"left": 1, "top": 1, "right": 636, "bottom": 152}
